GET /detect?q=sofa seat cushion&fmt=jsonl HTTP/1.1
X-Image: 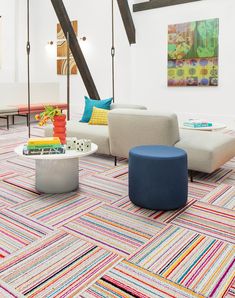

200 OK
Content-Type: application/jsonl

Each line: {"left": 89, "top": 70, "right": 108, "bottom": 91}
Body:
{"left": 0, "top": 106, "right": 18, "bottom": 115}
{"left": 44, "top": 120, "right": 110, "bottom": 155}
{"left": 175, "top": 129, "right": 235, "bottom": 173}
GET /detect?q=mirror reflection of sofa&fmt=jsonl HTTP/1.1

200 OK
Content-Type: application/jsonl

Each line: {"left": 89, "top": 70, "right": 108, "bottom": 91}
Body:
{"left": 45, "top": 104, "right": 235, "bottom": 174}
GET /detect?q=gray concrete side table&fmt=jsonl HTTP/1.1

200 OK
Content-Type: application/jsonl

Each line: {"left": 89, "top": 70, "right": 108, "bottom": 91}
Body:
{"left": 15, "top": 143, "right": 98, "bottom": 193}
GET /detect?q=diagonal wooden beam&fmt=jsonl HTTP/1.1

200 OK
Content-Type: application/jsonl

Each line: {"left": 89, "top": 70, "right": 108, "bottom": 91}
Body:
{"left": 51, "top": 0, "right": 100, "bottom": 99}
{"left": 133, "top": 0, "right": 202, "bottom": 12}
{"left": 117, "top": 0, "right": 136, "bottom": 44}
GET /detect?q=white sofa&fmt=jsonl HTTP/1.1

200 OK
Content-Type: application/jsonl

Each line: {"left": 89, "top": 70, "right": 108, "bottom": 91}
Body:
{"left": 45, "top": 104, "right": 147, "bottom": 156}
{"left": 45, "top": 105, "right": 235, "bottom": 174}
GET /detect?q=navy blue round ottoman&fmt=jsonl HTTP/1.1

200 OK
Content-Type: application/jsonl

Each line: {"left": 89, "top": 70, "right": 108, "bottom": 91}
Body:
{"left": 129, "top": 145, "right": 188, "bottom": 210}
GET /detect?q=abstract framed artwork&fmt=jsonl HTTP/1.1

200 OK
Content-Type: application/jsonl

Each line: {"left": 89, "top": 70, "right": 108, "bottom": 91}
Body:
{"left": 57, "top": 57, "right": 77, "bottom": 75}
{"left": 168, "top": 18, "right": 219, "bottom": 87}
{"left": 57, "top": 20, "right": 78, "bottom": 40}
{"left": 56, "top": 20, "right": 78, "bottom": 75}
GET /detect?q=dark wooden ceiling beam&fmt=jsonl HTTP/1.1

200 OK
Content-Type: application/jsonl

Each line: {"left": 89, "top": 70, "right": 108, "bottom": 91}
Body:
{"left": 117, "top": 0, "right": 136, "bottom": 44}
{"left": 51, "top": 0, "right": 100, "bottom": 99}
{"left": 133, "top": 0, "right": 202, "bottom": 12}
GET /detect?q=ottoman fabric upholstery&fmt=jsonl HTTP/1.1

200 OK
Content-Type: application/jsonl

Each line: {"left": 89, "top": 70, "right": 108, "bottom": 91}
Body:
{"left": 129, "top": 145, "right": 188, "bottom": 210}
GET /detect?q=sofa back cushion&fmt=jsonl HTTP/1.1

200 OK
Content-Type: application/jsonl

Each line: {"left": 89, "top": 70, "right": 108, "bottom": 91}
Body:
{"left": 108, "top": 109, "right": 180, "bottom": 158}
{"left": 110, "top": 103, "right": 147, "bottom": 110}
{"left": 80, "top": 96, "right": 112, "bottom": 123}
{"left": 89, "top": 107, "right": 109, "bottom": 125}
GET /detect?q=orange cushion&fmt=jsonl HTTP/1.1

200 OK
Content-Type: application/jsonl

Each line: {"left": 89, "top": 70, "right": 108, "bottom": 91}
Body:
{"left": 17, "top": 103, "right": 67, "bottom": 114}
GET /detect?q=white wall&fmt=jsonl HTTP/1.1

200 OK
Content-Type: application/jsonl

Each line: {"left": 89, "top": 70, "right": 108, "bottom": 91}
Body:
{"left": 1, "top": 0, "right": 234, "bottom": 124}
{"left": 0, "top": 0, "right": 16, "bottom": 82}
{"left": 131, "top": 0, "right": 235, "bottom": 123}
{"left": 0, "top": 0, "right": 59, "bottom": 109}
{"left": 0, "top": 83, "right": 59, "bottom": 104}
{"left": 21, "top": 0, "right": 132, "bottom": 114}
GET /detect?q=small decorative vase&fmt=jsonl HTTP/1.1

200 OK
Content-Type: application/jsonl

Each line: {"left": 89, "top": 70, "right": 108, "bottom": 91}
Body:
{"left": 53, "top": 114, "right": 66, "bottom": 144}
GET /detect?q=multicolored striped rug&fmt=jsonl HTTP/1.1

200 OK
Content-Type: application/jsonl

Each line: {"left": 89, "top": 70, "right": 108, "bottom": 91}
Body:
{"left": 0, "top": 124, "right": 235, "bottom": 297}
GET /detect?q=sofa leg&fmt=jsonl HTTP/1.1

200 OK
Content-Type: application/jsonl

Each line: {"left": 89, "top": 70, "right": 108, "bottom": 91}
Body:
{"left": 114, "top": 156, "right": 117, "bottom": 166}
{"left": 189, "top": 170, "right": 194, "bottom": 182}
{"left": 7, "top": 115, "right": 9, "bottom": 130}
{"left": 27, "top": 114, "right": 29, "bottom": 127}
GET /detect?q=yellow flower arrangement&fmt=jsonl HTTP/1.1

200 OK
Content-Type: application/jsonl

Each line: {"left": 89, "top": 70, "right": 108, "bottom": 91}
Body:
{"left": 35, "top": 105, "right": 62, "bottom": 126}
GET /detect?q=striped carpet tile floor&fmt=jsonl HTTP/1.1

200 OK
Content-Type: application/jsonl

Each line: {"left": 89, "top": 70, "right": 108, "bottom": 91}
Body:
{"left": 79, "top": 175, "right": 128, "bottom": 204}
{"left": 223, "top": 174, "right": 235, "bottom": 186}
{"left": 7, "top": 156, "right": 36, "bottom": 170}
{"left": 80, "top": 174, "right": 128, "bottom": 196}
{"left": 81, "top": 259, "right": 204, "bottom": 298}
{"left": 226, "top": 281, "right": 235, "bottom": 297}
{"left": 78, "top": 183, "right": 126, "bottom": 204}
{"left": 0, "top": 280, "right": 25, "bottom": 298}
{"left": 0, "top": 140, "right": 27, "bottom": 155}
{"left": 172, "top": 201, "right": 235, "bottom": 244}
{"left": 4, "top": 176, "right": 41, "bottom": 194}
{"left": 79, "top": 155, "right": 116, "bottom": 173}
{"left": 63, "top": 205, "right": 166, "bottom": 257}
{"left": 0, "top": 152, "right": 17, "bottom": 161}
{"left": 129, "top": 225, "right": 235, "bottom": 297}
{"left": 0, "top": 209, "right": 54, "bottom": 258}
{"left": 0, "top": 124, "right": 235, "bottom": 297}
{"left": 0, "top": 231, "right": 122, "bottom": 297}
{"left": 188, "top": 181, "right": 218, "bottom": 200}
{"left": 194, "top": 168, "right": 234, "bottom": 183}
{"left": 0, "top": 181, "right": 40, "bottom": 207}
{"left": 12, "top": 192, "right": 103, "bottom": 227}
{"left": 102, "top": 164, "right": 129, "bottom": 181}
{"left": 0, "top": 169, "right": 17, "bottom": 181}
{"left": 112, "top": 196, "right": 196, "bottom": 223}
{"left": 201, "top": 184, "right": 235, "bottom": 209}
{"left": 1, "top": 159, "right": 35, "bottom": 177}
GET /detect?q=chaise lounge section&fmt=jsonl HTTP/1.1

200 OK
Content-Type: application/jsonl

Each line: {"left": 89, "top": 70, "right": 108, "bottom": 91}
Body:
{"left": 108, "top": 109, "right": 235, "bottom": 174}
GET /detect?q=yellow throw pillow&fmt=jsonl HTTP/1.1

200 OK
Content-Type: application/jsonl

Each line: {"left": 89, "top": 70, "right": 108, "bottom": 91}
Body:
{"left": 88, "top": 107, "right": 109, "bottom": 125}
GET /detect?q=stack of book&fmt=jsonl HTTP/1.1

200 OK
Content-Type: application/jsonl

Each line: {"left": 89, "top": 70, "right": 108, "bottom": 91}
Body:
{"left": 183, "top": 119, "right": 213, "bottom": 128}
{"left": 23, "top": 137, "right": 66, "bottom": 155}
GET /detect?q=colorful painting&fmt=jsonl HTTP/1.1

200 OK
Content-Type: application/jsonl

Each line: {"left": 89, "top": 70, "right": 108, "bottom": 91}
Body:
{"left": 168, "top": 18, "right": 219, "bottom": 87}
{"left": 57, "top": 20, "right": 78, "bottom": 75}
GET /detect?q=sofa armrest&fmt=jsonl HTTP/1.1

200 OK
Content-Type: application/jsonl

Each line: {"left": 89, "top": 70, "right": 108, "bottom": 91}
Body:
{"left": 108, "top": 109, "right": 180, "bottom": 158}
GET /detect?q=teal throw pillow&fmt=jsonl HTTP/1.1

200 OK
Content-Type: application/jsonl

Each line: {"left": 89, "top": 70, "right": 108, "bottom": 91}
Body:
{"left": 80, "top": 96, "right": 113, "bottom": 123}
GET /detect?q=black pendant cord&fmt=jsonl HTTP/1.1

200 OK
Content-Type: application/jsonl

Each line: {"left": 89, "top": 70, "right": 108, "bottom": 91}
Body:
{"left": 111, "top": 0, "right": 115, "bottom": 103}
{"left": 26, "top": 0, "right": 31, "bottom": 138}
{"left": 67, "top": 32, "right": 70, "bottom": 121}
